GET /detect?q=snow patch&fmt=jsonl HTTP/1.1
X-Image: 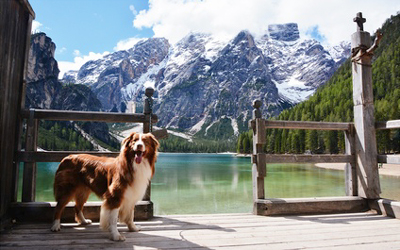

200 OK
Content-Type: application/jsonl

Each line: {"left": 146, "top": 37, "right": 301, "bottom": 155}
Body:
{"left": 274, "top": 76, "right": 314, "bottom": 103}
{"left": 167, "top": 130, "right": 193, "bottom": 142}
{"left": 189, "top": 115, "right": 208, "bottom": 135}
{"left": 121, "top": 57, "right": 168, "bottom": 101}
{"left": 204, "top": 120, "right": 217, "bottom": 136}
{"left": 230, "top": 117, "right": 239, "bottom": 136}
{"left": 74, "top": 124, "right": 110, "bottom": 152}
{"left": 119, "top": 125, "right": 193, "bottom": 142}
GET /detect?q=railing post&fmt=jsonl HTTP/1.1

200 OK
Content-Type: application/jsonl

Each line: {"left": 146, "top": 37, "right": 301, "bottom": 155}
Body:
{"left": 351, "top": 12, "right": 381, "bottom": 198}
{"left": 250, "top": 100, "right": 266, "bottom": 215}
{"left": 22, "top": 109, "right": 38, "bottom": 202}
{"left": 143, "top": 87, "right": 154, "bottom": 134}
{"left": 344, "top": 125, "right": 357, "bottom": 196}
{"left": 142, "top": 87, "right": 154, "bottom": 217}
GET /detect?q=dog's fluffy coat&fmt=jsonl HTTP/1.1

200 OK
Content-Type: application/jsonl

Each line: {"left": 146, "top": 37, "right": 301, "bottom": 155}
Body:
{"left": 50, "top": 132, "right": 159, "bottom": 241}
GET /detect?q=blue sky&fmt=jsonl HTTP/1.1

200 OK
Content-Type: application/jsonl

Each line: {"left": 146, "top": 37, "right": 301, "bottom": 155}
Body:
{"left": 29, "top": 0, "right": 400, "bottom": 78}
{"left": 30, "top": 0, "right": 153, "bottom": 62}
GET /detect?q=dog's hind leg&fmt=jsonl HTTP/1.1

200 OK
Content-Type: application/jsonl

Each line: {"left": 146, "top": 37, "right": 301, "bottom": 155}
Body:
{"left": 51, "top": 192, "right": 74, "bottom": 232}
{"left": 74, "top": 187, "right": 92, "bottom": 225}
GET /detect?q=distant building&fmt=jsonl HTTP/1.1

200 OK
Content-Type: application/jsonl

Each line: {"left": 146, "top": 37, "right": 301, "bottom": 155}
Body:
{"left": 126, "top": 101, "right": 136, "bottom": 113}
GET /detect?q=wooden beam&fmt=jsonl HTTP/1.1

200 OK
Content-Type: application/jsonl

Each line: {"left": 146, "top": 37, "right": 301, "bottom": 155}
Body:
{"left": 264, "top": 120, "right": 352, "bottom": 131}
{"left": 263, "top": 154, "right": 354, "bottom": 164}
{"left": 151, "top": 128, "right": 169, "bottom": 140}
{"left": 11, "top": 201, "right": 153, "bottom": 223}
{"left": 376, "top": 120, "right": 400, "bottom": 130}
{"left": 20, "top": 109, "right": 158, "bottom": 123}
{"left": 378, "top": 155, "right": 400, "bottom": 164}
{"left": 255, "top": 197, "right": 368, "bottom": 216}
{"left": 17, "top": 0, "right": 35, "bottom": 18}
{"left": 18, "top": 151, "right": 120, "bottom": 163}
{"left": 368, "top": 198, "right": 400, "bottom": 219}
{"left": 17, "top": 128, "right": 168, "bottom": 163}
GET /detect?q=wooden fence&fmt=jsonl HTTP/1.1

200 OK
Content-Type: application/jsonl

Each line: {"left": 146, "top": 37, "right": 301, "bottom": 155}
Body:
{"left": 249, "top": 13, "right": 400, "bottom": 217}
{"left": 14, "top": 88, "right": 167, "bottom": 221}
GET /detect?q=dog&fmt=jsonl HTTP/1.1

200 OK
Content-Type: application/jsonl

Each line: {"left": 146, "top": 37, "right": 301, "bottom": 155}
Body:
{"left": 50, "top": 132, "right": 159, "bottom": 241}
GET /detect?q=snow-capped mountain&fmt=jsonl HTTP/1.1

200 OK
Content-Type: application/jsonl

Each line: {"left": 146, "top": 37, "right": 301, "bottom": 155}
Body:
{"left": 62, "top": 23, "right": 350, "bottom": 139}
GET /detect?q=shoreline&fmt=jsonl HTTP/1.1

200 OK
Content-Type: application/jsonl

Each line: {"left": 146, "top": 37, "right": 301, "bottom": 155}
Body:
{"left": 315, "top": 163, "right": 400, "bottom": 177}
{"left": 235, "top": 154, "right": 399, "bottom": 177}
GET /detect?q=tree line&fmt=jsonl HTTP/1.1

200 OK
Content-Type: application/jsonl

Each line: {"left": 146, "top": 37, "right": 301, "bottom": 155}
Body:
{"left": 38, "top": 121, "right": 94, "bottom": 151}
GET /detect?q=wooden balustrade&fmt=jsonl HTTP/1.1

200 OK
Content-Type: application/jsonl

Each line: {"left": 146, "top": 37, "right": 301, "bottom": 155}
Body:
{"left": 16, "top": 88, "right": 167, "bottom": 220}
{"left": 249, "top": 13, "right": 399, "bottom": 216}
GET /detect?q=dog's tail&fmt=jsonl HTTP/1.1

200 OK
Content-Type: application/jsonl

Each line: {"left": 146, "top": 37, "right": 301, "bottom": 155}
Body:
{"left": 53, "top": 156, "right": 76, "bottom": 200}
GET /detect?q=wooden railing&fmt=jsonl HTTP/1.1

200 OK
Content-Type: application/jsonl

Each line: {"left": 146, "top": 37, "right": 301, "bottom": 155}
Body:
{"left": 250, "top": 100, "right": 400, "bottom": 216}
{"left": 249, "top": 13, "right": 400, "bottom": 217}
{"left": 376, "top": 120, "right": 400, "bottom": 164}
{"left": 14, "top": 87, "right": 167, "bottom": 220}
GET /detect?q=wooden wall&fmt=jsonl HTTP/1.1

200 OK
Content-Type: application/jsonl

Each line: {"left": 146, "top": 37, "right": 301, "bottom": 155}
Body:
{"left": 0, "top": 0, "right": 34, "bottom": 229}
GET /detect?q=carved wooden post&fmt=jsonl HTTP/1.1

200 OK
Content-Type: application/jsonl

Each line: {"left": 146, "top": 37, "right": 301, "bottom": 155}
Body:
{"left": 351, "top": 12, "right": 381, "bottom": 198}
{"left": 142, "top": 87, "right": 154, "bottom": 218}
{"left": 22, "top": 109, "right": 38, "bottom": 202}
{"left": 250, "top": 100, "right": 266, "bottom": 214}
{"left": 143, "top": 87, "right": 154, "bottom": 134}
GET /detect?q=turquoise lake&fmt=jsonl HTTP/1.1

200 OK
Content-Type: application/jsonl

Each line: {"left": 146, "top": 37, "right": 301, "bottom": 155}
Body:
{"left": 20, "top": 153, "right": 400, "bottom": 215}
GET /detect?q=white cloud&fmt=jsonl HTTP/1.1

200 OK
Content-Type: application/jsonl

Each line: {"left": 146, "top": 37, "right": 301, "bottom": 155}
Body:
{"left": 31, "top": 20, "right": 42, "bottom": 33}
{"left": 133, "top": 0, "right": 400, "bottom": 46}
{"left": 56, "top": 47, "right": 67, "bottom": 55}
{"left": 113, "top": 37, "right": 144, "bottom": 51}
{"left": 58, "top": 51, "right": 110, "bottom": 79}
{"left": 129, "top": 4, "right": 138, "bottom": 15}
{"left": 73, "top": 50, "right": 81, "bottom": 56}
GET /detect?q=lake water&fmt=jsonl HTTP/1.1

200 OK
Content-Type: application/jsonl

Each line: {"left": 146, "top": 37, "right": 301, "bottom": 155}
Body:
{"left": 19, "top": 153, "right": 400, "bottom": 215}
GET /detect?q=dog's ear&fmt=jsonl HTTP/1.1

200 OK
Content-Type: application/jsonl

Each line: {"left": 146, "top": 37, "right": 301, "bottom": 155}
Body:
{"left": 148, "top": 133, "right": 159, "bottom": 150}
{"left": 121, "top": 132, "right": 136, "bottom": 150}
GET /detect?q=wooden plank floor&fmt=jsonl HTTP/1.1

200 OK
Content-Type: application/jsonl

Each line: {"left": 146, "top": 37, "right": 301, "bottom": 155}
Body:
{"left": 1, "top": 212, "right": 400, "bottom": 249}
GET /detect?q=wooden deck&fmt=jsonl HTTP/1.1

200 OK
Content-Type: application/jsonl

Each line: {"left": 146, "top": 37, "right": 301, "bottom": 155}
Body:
{"left": 1, "top": 212, "right": 400, "bottom": 249}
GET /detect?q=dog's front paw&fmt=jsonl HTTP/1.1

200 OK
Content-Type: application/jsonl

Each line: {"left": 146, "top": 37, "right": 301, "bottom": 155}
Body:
{"left": 128, "top": 223, "right": 141, "bottom": 232}
{"left": 80, "top": 219, "right": 92, "bottom": 225}
{"left": 110, "top": 232, "right": 126, "bottom": 241}
{"left": 51, "top": 220, "right": 61, "bottom": 232}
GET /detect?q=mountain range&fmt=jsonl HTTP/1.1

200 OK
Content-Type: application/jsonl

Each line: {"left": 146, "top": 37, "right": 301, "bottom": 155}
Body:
{"left": 62, "top": 23, "right": 350, "bottom": 140}
{"left": 35, "top": 23, "right": 350, "bottom": 141}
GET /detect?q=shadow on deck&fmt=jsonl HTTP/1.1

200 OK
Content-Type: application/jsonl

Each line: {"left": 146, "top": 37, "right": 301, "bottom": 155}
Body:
{"left": 2, "top": 212, "right": 400, "bottom": 249}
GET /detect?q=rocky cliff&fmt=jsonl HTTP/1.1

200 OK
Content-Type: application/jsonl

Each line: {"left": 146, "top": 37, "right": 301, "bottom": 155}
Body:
{"left": 25, "top": 33, "right": 61, "bottom": 109}
{"left": 26, "top": 33, "right": 116, "bottom": 149}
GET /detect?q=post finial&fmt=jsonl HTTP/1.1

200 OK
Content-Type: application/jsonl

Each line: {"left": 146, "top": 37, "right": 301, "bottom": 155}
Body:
{"left": 353, "top": 12, "right": 366, "bottom": 32}
{"left": 145, "top": 87, "right": 154, "bottom": 98}
{"left": 252, "top": 100, "right": 262, "bottom": 119}
{"left": 252, "top": 100, "right": 262, "bottom": 109}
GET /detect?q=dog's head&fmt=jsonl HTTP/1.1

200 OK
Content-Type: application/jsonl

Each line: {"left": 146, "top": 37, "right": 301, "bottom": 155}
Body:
{"left": 121, "top": 132, "right": 159, "bottom": 175}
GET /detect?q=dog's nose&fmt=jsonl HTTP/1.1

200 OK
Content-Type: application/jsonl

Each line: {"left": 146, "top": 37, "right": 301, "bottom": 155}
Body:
{"left": 136, "top": 144, "right": 143, "bottom": 151}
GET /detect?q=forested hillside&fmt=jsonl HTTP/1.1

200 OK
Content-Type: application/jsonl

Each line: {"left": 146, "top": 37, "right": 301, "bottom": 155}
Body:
{"left": 237, "top": 12, "right": 400, "bottom": 155}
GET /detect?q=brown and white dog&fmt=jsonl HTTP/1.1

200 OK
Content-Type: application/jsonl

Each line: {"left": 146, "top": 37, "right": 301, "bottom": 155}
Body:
{"left": 50, "top": 132, "right": 159, "bottom": 241}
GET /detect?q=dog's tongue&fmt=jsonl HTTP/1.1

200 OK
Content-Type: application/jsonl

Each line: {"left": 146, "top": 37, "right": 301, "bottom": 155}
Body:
{"left": 135, "top": 152, "right": 143, "bottom": 164}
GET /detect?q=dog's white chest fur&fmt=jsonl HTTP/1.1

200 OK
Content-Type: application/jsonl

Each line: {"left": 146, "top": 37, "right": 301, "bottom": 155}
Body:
{"left": 127, "top": 159, "right": 152, "bottom": 203}
{"left": 118, "top": 159, "right": 152, "bottom": 222}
